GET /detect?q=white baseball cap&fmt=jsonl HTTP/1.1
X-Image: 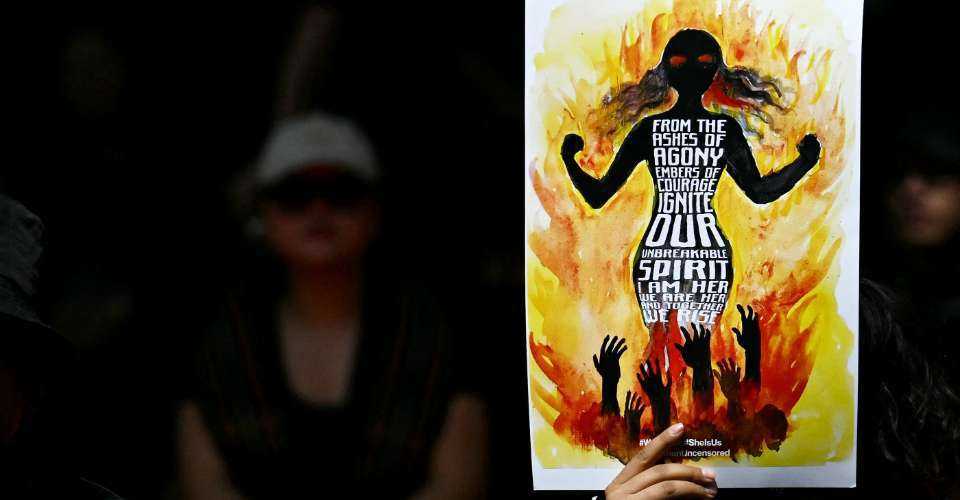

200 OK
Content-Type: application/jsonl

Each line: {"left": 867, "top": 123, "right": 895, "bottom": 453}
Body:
{"left": 255, "top": 113, "right": 380, "bottom": 186}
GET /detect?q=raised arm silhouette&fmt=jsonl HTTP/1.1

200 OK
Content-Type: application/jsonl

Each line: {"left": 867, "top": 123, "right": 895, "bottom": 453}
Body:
{"left": 637, "top": 359, "right": 672, "bottom": 434}
{"left": 676, "top": 322, "right": 714, "bottom": 416}
{"left": 593, "top": 335, "right": 628, "bottom": 415}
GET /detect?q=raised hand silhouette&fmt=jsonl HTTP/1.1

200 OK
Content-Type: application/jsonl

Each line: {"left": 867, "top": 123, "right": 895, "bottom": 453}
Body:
{"left": 561, "top": 134, "right": 585, "bottom": 162}
{"left": 713, "top": 358, "right": 741, "bottom": 402}
{"left": 624, "top": 390, "right": 646, "bottom": 443}
{"left": 675, "top": 323, "right": 714, "bottom": 394}
{"left": 637, "top": 359, "right": 672, "bottom": 433}
{"left": 593, "top": 335, "right": 628, "bottom": 415}
{"left": 676, "top": 323, "right": 711, "bottom": 370}
{"left": 732, "top": 305, "right": 761, "bottom": 384}
{"left": 796, "top": 134, "right": 821, "bottom": 164}
{"left": 713, "top": 358, "right": 745, "bottom": 422}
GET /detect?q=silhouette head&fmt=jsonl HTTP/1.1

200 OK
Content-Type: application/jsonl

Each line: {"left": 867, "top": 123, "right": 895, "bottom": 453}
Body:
{"left": 661, "top": 29, "right": 722, "bottom": 97}
{"left": 756, "top": 404, "right": 788, "bottom": 451}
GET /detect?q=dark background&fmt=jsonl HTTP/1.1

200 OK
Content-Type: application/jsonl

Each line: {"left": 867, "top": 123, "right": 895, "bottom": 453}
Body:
{"left": 0, "top": 1, "right": 955, "bottom": 497}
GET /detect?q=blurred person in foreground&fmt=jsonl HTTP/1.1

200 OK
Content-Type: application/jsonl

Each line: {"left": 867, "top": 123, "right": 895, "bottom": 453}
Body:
{"left": 0, "top": 195, "right": 121, "bottom": 499}
{"left": 177, "top": 114, "right": 487, "bottom": 499}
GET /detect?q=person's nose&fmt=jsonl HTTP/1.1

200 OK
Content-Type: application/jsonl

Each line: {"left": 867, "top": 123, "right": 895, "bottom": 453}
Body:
{"left": 304, "top": 197, "right": 336, "bottom": 218}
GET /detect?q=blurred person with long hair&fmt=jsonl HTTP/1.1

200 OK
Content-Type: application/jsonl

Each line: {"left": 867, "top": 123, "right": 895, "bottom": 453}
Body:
{"left": 879, "top": 112, "right": 960, "bottom": 379}
{"left": 176, "top": 114, "right": 487, "bottom": 499}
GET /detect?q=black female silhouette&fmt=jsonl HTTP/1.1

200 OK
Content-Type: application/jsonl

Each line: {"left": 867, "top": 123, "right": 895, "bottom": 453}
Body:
{"left": 562, "top": 29, "right": 820, "bottom": 334}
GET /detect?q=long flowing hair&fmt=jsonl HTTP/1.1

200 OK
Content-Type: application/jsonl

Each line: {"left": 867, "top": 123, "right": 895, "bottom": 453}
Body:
{"left": 595, "top": 60, "right": 787, "bottom": 138}
{"left": 860, "top": 279, "right": 960, "bottom": 488}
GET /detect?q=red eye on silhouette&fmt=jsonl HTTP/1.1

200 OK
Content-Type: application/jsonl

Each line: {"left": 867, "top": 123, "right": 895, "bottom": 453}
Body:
{"left": 698, "top": 54, "right": 715, "bottom": 63}
{"left": 669, "top": 55, "right": 687, "bottom": 67}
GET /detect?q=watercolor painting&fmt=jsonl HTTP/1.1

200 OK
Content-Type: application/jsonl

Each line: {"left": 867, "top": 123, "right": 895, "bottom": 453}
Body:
{"left": 524, "top": 0, "right": 861, "bottom": 489}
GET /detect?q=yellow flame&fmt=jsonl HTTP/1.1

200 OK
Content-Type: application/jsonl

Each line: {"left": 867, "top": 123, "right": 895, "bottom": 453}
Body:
{"left": 527, "top": 0, "right": 857, "bottom": 467}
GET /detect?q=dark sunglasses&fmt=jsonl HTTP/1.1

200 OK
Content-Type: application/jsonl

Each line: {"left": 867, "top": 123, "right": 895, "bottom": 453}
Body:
{"left": 261, "top": 174, "right": 374, "bottom": 212}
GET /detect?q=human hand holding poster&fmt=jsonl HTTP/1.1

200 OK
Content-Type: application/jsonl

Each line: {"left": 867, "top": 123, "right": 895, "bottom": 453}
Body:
{"left": 524, "top": 0, "right": 861, "bottom": 490}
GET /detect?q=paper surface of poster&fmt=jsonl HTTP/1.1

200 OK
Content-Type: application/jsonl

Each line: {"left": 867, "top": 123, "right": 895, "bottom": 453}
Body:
{"left": 524, "top": 0, "right": 861, "bottom": 489}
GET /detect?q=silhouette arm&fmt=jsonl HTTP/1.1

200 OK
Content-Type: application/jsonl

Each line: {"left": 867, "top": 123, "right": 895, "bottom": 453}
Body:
{"left": 732, "top": 305, "right": 761, "bottom": 385}
{"left": 561, "top": 120, "right": 649, "bottom": 209}
{"left": 637, "top": 359, "right": 672, "bottom": 434}
{"left": 725, "top": 121, "right": 821, "bottom": 205}
{"left": 593, "top": 335, "right": 628, "bottom": 416}
{"left": 713, "top": 359, "right": 746, "bottom": 423}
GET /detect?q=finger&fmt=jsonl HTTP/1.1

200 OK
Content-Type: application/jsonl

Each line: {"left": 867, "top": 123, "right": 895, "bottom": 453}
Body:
{"left": 747, "top": 305, "right": 754, "bottom": 320}
{"left": 608, "top": 336, "right": 619, "bottom": 355}
{"left": 713, "top": 369, "right": 721, "bottom": 382}
{"left": 593, "top": 354, "right": 600, "bottom": 371}
{"left": 610, "top": 423, "right": 685, "bottom": 486}
{"left": 626, "top": 390, "right": 632, "bottom": 407}
{"left": 674, "top": 343, "right": 685, "bottom": 354}
{"left": 635, "top": 479, "right": 718, "bottom": 499}
{"left": 732, "top": 327, "right": 741, "bottom": 338}
{"left": 737, "top": 304, "right": 745, "bottom": 318}
{"left": 615, "top": 337, "right": 627, "bottom": 356}
{"left": 622, "top": 463, "right": 718, "bottom": 495}
{"left": 618, "top": 344, "right": 628, "bottom": 357}
{"left": 680, "top": 327, "right": 692, "bottom": 344}
{"left": 601, "top": 335, "right": 610, "bottom": 355}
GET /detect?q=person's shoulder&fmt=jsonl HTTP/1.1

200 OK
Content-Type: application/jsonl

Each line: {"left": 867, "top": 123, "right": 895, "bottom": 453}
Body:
{"left": 626, "top": 115, "right": 658, "bottom": 140}
{"left": 392, "top": 279, "right": 446, "bottom": 323}
{"left": 636, "top": 112, "right": 668, "bottom": 127}
{"left": 714, "top": 112, "right": 744, "bottom": 132}
{"left": 704, "top": 112, "right": 746, "bottom": 142}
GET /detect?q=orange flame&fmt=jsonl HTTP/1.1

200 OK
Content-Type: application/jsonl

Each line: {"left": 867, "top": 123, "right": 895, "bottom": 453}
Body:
{"left": 527, "top": 0, "right": 856, "bottom": 467}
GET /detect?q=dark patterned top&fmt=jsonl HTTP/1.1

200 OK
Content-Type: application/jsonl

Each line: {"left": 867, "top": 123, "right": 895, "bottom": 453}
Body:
{"left": 188, "top": 278, "right": 460, "bottom": 499}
